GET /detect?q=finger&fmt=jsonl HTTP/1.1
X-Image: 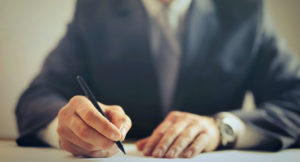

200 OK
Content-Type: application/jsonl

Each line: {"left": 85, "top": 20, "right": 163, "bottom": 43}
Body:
{"left": 136, "top": 137, "right": 150, "bottom": 151}
{"left": 68, "top": 114, "right": 115, "bottom": 150}
{"left": 152, "top": 120, "right": 189, "bottom": 158}
{"left": 71, "top": 96, "right": 121, "bottom": 141}
{"left": 88, "top": 144, "right": 119, "bottom": 158}
{"left": 182, "top": 133, "right": 209, "bottom": 158}
{"left": 104, "top": 105, "right": 132, "bottom": 141}
{"left": 60, "top": 137, "right": 90, "bottom": 157}
{"left": 165, "top": 124, "right": 203, "bottom": 158}
{"left": 142, "top": 120, "right": 173, "bottom": 156}
{"left": 57, "top": 125, "right": 101, "bottom": 151}
{"left": 60, "top": 136, "right": 118, "bottom": 158}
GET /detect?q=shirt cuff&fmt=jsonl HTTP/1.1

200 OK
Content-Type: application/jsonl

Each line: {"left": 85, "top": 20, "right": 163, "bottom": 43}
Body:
{"left": 37, "top": 117, "right": 60, "bottom": 148}
{"left": 216, "top": 112, "right": 266, "bottom": 149}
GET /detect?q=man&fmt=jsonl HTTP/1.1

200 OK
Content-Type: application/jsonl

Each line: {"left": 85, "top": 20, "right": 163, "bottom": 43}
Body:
{"left": 15, "top": 0, "right": 300, "bottom": 158}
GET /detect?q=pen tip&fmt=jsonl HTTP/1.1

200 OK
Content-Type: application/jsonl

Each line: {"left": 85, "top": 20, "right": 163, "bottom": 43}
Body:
{"left": 120, "top": 145, "right": 126, "bottom": 155}
{"left": 116, "top": 141, "right": 126, "bottom": 155}
{"left": 122, "top": 149, "right": 126, "bottom": 155}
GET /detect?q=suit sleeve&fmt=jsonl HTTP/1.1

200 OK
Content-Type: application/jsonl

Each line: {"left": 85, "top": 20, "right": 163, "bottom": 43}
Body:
{"left": 232, "top": 4, "right": 300, "bottom": 151}
{"left": 15, "top": 1, "right": 87, "bottom": 147}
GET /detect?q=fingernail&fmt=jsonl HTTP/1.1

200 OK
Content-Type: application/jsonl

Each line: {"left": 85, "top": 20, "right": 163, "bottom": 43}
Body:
{"left": 153, "top": 149, "right": 163, "bottom": 157}
{"left": 121, "top": 127, "right": 126, "bottom": 140}
{"left": 185, "top": 150, "right": 193, "bottom": 158}
{"left": 167, "top": 149, "right": 175, "bottom": 158}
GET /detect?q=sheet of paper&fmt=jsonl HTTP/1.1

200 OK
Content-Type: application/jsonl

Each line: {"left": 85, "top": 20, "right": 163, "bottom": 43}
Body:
{"left": 1, "top": 141, "right": 300, "bottom": 162}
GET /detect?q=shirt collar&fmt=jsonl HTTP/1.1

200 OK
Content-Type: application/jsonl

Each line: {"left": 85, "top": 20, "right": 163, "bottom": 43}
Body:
{"left": 142, "top": 0, "right": 192, "bottom": 19}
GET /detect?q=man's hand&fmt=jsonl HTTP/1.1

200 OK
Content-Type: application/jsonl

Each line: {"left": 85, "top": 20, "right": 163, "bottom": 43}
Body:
{"left": 57, "top": 95, "right": 132, "bottom": 157}
{"left": 136, "top": 111, "right": 220, "bottom": 158}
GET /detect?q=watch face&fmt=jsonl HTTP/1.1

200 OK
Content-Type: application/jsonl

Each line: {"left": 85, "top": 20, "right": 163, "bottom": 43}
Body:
{"left": 220, "top": 123, "right": 235, "bottom": 146}
{"left": 224, "top": 124, "right": 234, "bottom": 137}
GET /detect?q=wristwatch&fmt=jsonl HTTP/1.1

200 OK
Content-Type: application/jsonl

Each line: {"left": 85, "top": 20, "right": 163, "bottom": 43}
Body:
{"left": 215, "top": 113, "right": 239, "bottom": 149}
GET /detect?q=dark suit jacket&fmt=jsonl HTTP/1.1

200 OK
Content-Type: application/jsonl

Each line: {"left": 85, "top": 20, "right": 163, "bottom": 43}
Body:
{"left": 15, "top": 0, "right": 300, "bottom": 150}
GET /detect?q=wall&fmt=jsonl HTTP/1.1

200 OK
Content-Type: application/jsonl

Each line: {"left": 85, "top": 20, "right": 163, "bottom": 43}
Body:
{"left": 0, "top": 0, "right": 75, "bottom": 138}
{"left": 266, "top": 0, "right": 300, "bottom": 57}
{"left": 0, "top": 0, "right": 299, "bottom": 138}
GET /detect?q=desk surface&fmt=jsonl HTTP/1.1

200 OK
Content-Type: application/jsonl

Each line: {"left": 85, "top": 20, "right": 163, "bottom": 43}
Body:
{"left": 1, "top": 140, "right": 300, "bottom": 162}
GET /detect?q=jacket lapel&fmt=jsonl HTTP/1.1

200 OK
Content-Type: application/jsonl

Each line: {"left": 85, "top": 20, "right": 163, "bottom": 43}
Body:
{"left": 181, "top": 0, "right": 218, "bottom": 69}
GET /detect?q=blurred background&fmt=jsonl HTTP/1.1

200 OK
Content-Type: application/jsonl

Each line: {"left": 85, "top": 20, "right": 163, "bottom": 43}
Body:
{"left": 0, "top": 0, "right": 299, "bottom": 139}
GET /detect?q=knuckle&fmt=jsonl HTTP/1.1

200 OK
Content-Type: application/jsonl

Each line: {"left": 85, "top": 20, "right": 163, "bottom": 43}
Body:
{"left": 84, "top": 110, "right": 97, "bottom": 123}
{"left": 69, "top": 95, "right": 84, "bottom": 106}
{"left": 153, "top": 128, "right": 165, "bottom": 136}
{"left": 77, "top": 125, "right": 90, "bottom": 139}
{"left": 168, "top": 127, "right": 178, "bottom": 134}
{"left": 190, "top": 118, "right": 199, "bottom": 124}
{"left": 113, "top": 105, "right": 123, "bottom": 111}
{"left": 182, "top": 130, "right": 193, "bottom": 138}
{"left": 156, "top": 131, "right": 165, "bottom": 137}
{"left": 181, "top": 113, "right": 190, "bottom": 119}
{"left": 169, "top": 111, "right": 180, "bottom": 117}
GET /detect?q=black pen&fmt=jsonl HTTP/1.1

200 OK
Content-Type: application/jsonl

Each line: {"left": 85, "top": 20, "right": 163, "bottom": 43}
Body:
{"left": 76, "top": 75, "right": 126, "bottom": 154}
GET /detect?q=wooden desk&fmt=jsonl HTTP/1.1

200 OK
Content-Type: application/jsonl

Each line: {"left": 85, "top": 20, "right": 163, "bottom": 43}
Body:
{"left": 1, "top": 140, "right": 299, "bottom": 162}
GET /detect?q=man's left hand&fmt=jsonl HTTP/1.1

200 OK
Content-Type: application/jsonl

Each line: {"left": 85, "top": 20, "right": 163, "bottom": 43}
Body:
{"left": 136, "top": 111, "right": 220, "bottom": 158}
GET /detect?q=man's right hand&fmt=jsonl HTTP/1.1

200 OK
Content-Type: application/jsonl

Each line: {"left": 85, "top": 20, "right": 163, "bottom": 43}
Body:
{"left": 56, "top": 95, "right": 132, "bottom": 157}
